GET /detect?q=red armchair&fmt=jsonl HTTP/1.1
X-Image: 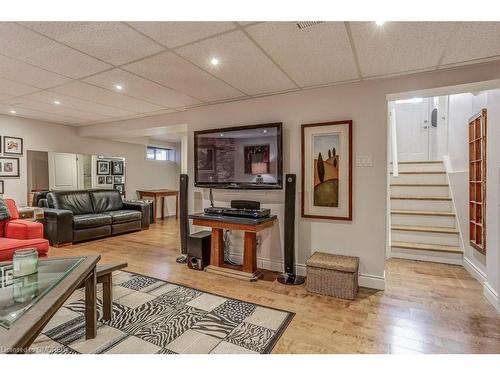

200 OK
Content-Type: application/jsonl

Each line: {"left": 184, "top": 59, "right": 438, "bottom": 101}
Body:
{"left": 0, "top": 199, "right": 49, "bottom": 261}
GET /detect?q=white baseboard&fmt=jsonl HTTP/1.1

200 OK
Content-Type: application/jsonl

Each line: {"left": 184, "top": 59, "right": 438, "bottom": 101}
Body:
{"left": 484, "top": 282, "right": 500, "bottom": 312}
{"left": 228, "top": 252, "right": 386, "bottom": 290}
{"left": 463, "top": 256, "right": 487, "bottom": 285}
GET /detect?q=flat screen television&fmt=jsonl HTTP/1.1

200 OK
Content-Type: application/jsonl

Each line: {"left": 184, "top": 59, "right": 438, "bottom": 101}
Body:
{"left": 194, "top": 122, "right": 283, "bottom": 189}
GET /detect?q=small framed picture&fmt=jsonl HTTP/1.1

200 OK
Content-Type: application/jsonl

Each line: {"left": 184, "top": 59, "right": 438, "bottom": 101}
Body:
{"left": 97, "top": 160, "right": 110, "bottom": 175}
{"left": 0, "top": 157, "right": 20, "bottom": 178}
{"left": 3, "top": 136, "right": 23, "bottom": 156}
{"left": 0, "top": 180, "right": 4, "bottom": 194}
{"left": 113, "top": 183, "right": 125, "bottom": 193}
{"left": 106, "top": 176, "right": 113, "bottom": 184}
{"left": 111, "top": 160, "right": 124, "bottom": 175}
{"left": 113, "top": 176, "right": 123, "bottom": 184}
{"left": 97, "top": 176, "right": 106, "bottom": 185}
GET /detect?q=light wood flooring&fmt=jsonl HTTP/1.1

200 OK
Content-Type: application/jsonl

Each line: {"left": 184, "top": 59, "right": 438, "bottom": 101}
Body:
{"left": 48, "top": 219, "right": 500, "bottom": 354}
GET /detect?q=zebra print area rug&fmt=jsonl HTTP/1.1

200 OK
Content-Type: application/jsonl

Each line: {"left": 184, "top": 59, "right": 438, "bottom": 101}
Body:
{"left": 31, "top": 271, "right": 294, "bottom": 354}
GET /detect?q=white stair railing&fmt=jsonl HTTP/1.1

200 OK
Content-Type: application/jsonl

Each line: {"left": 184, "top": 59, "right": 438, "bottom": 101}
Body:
{"left": 390, "top": 107, "right": 399, "bottom": 177}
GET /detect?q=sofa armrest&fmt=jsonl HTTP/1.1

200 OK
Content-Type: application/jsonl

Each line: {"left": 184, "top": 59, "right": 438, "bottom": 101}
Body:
{"left": 43, "top": 208, "right": 74, "bottom": 245}
{"left": 123, "top": 201, "right": 150, "bottom": 229}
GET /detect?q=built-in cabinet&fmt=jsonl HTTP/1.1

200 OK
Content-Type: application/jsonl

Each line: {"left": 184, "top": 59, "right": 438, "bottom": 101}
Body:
{"left": 468, "top": 109, "right": 487, "bottom": 254}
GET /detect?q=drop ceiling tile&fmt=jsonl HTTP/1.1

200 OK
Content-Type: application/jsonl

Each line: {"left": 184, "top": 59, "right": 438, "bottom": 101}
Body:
{"left": 0, "top": 77, "right": 40, "bottom": 100}
{"left": 24, "top": 91, "right": 135, "bottom": 118}
{"left": 246, "top": 22, "right": 359, "bottom": 87}
{"left": 128, "top": 22, "right": 236, "bottom": 48}
{"left": 0, "top": 55, "right": 71, "bottom": 89}
{"left": 441, "top": 22, "right": 500, "bottom": 66}
{"left": 2, "top": 98, "right": 109, "bottom": 123}
{"left": 84, "top": 69, "right": 200, "bottom": 108}
{"left": 0, "top": 104, "right": 84, "bottom": 125}
{"left": 51, "top": 81, "right": 164, "bottom": 113}
{"left": 349, "top": 22, "right": 455, "bottom": 77}
{"left": 0, "top": 23, "right": 111, "bottom": 78}
{"left": 176, "top": 30, "right": 296, "bottom": 95}
{"left": 21, "top": 22, "right": 165, "bottom": 65}
{"left": 122, "top": 51, "right": 243, "bottom": 102}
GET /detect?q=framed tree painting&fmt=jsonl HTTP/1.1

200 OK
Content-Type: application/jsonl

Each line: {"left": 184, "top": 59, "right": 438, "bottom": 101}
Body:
{"left": 301, "top": 120, "right": 352, "bottom": 221}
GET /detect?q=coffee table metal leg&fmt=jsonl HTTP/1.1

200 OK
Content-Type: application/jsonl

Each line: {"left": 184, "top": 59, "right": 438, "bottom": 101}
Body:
{"left": 85, "top": 267, "right": 97, "bottom": 339}
{"left": 102, "top": 274, "right": 113, "bottom": 321}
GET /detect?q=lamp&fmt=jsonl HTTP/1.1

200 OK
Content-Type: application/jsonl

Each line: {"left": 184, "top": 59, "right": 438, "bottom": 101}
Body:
{"left": 251, "top": 153, "right": 268, "bottom": 184}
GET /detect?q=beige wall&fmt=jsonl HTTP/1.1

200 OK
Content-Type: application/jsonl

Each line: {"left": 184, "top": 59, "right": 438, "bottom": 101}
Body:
{"left": 0, "top": 115, "right": 180, "bottom": 217}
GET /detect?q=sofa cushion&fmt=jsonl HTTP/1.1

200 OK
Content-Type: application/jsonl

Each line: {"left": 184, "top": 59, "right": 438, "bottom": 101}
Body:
{"left": 0, "top": 237, "right": 49, "bottom": 261}
{"left": 47, "top": 191, "right": 94, "bottom": 215}
{"left": 73, "top": 213, "right": 112, "bottom": 229}
{"left": 90, "top": 189, "right": 123, "bottom": 213}
{"left": 108, "top": 210, "right": 141, "bottom": 224}
{"left": 5, "top": 219, "right": 44, "bottom": 240}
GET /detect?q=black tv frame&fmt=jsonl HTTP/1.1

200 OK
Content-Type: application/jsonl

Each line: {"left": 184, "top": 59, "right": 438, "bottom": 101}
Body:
{"left": 194, "top": 122, "right": 283, "bottom": 190}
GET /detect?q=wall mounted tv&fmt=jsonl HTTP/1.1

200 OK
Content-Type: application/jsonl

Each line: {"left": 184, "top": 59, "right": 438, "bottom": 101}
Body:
{"left": 194, "top": 122, "right": 283, "bottom": 189}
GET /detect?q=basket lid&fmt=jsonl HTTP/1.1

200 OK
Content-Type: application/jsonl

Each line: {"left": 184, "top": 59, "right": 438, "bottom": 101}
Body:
{"left": 306, "top": 252, "right": 359, "bottom": 272}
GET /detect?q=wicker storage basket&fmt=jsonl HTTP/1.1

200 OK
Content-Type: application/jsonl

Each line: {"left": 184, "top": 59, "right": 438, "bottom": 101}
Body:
{"left": 306, "top": 252, "right": 359, "bottom": 300}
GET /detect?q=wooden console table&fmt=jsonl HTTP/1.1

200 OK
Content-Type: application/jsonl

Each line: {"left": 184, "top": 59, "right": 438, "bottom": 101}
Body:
{"left": 189, "top": 213, "right": 277, "bottom": 281}
{"left": 136, "top": 189, "right": 179, "bottom": 223}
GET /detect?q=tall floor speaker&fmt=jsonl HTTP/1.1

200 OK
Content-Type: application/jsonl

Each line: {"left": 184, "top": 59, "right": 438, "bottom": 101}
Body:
{"left": 176, "top": 174, "right": 189, "bottom": 264}
{"left": 277, "top": 174, "right": 305, "bottom": 285}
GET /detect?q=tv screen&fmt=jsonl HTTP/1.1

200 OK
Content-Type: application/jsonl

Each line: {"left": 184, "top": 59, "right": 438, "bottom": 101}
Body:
{"left": 194, "top": 123, "right": 283, "bottom": 189}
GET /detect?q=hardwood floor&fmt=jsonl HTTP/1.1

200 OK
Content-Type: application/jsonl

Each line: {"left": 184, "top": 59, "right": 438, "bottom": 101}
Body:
{"left": 48, "top": 219, "right": 500, "bottom": 354}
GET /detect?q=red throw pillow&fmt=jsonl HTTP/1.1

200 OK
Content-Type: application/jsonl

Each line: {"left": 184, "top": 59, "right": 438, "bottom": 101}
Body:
{"left": 4, "top": 199, "right": 19, "bottom": 220}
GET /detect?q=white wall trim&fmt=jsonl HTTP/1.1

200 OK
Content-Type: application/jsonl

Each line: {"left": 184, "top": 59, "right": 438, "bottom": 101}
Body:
{"left": 228, "top": 252, "right": 386, "bottom": 290}
{"left": 463, "top": 256, "right": 488, "bottom": 285}
{"left": 484, "top": 282, "right": 500, "bottom": 312}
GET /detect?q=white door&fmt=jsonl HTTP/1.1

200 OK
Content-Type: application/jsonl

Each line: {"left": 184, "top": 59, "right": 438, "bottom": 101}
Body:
{"left": 395, "top": 98, "right": 430, "bottom": 161}
{"left": 48, "top": 152, "right": 78, "bottom": 190}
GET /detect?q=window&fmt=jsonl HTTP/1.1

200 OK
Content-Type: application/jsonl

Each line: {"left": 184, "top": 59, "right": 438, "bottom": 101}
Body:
{"left": 147, "top": 146, "right": 175, "bottom": 161}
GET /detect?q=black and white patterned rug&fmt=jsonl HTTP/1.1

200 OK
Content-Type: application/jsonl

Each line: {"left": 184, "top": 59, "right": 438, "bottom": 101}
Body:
{"left": 31, "top": 271, "right": 294, "bottom": 354}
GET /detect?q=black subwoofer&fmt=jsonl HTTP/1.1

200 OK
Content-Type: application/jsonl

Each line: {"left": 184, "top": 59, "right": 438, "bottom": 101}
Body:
{"left": 187, "top": 230, "right": 212, "bottom": 270}
{"left": 277, "top": 174, "right": 305, "bottom": 285}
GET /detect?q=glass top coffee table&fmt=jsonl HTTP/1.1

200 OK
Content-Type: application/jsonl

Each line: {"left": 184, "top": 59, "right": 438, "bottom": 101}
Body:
{"left": 0, "top": 255, "right": 100, "bottom": 352}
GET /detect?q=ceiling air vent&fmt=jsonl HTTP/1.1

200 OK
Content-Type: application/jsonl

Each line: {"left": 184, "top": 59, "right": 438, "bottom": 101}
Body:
{"left": 296, "top": 21, "right": 325, "bottom": 30}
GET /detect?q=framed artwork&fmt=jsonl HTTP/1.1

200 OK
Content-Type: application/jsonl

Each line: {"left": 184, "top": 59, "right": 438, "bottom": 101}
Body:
{"left": 301, "top": 120, "right": 352, "bottom": 221}
{"left": 97, "top": 176, "right": 106, "bottom": 185}
{"left": 0, "top": 157, "right": 20, "bottom": 178}
{"left": 97, "top": 160, "right": 110, "bottom": 175}
{"left": 197, "top": 146, "right": 215, "bottom": 172}
{"left": 111, "top": 160, "right": 124, "bottom": 175}
{"left": 114, "top": 176, "right": 123, "bottom": 184}
{"left": 244, "top": 144, "right": 270, "bottom": 174}
{"left": 106, "top": 176, "right": 113, "bottom": 184}
{"left": 113, "top": 183, "right": 125, "bottom": 193}
{"left": 3, "top": 136, "right": 23, "bottom": 156}
{"left": 0, "top": 180, "right": 4, "bottom": 194}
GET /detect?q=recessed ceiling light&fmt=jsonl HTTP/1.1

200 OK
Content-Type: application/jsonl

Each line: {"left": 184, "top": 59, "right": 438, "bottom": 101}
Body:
{"left": 115, "top": 84, "right": 123, "bottom": 90}
{"left": 9, "top": 110, "right": 16, "bottom": 114}
{"left": 210, "top": 57, "right": 219, "bottom": 66}
{"left": 220, "top": 133, "right": 224, "bottom": 137}
{"left": 263, "top": 129, "right": 267, "bottom": 133}
{"left": 375, "top": 21, "right": 385, "bottom": 26}
{"left": 53, "top": 100, "right": 61, "bottom": 105}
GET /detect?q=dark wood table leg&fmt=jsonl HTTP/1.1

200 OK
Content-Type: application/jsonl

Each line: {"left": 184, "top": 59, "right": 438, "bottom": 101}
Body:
{"left": 243, "top": 231, "right": 257, "bottom": 274}
{"left": 102, "top": 273, "right": 113, "bottom": 321}
{"left": 85, "top": 267, "right": 97, "bottom": 339}
{"left": 161, "top": 196, "right": 165, "bottom": 220}
{"left": 175, "top": 193, "right": 179, "bottom": 220}
{"left": 210, "top": 228, "right": 225, "bottom": 267}
{"left": 152, "top": 195, "right": 157, "bottom": 223}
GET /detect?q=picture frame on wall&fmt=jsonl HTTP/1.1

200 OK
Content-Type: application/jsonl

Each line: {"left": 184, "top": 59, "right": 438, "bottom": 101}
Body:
{"left": 0, "top": 157, "right": 20, "bottom": 178}
{"left": 113, "top": 176, "right": 123, "bottom": 184}
{"left": 106, "top": 176, "right": 113, "bottom": 184}
{"left": 301, "top": 120, "right": 353, "bottom": 221}
{"left": 111, "top": 160, "right": 124, "bottom": 175}
{"left": 97, "top": 176, "right": 106, "bottom": 185}
{"left": 0, "top": 180, "right": 4, "bottom": 194}
{"left": 2, "top": 136, "right": 23, "bottom": 156}
{"left": 113, "top": 183, "right": 125, "bottom": 193}
{"left": 97, "top": 160, "right": 110, "bottom": 175}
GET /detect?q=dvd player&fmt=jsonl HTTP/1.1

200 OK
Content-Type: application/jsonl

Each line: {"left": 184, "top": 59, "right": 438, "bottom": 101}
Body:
{"left": 204, "top": 206, "right": 271, "bottom": 219}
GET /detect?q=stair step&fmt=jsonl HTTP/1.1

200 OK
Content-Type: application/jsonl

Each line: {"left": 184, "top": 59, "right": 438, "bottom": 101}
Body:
{"left": 391, "top": 241, "right": 462, "bottom": 254}
{"left": 390, "top": 196, "right": 452, "bottom": 201}
{"left": 391, "top": 210, "right": 455, "bottom": 217}
{"left": 390, "top": 171, "right": 446, "bottom": 175}
{"left": 391, "top": 160, "right": 443, "bottom": 164}
{"left": 390, "top": 183, "right": 448, "bottom": 187}
{"left": 391, "top": 225, "right": 459, "bottom": 234}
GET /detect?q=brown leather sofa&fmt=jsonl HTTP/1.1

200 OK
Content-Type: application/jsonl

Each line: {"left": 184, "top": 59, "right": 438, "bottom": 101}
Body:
{"left": 43, "top": 189, "right": 150, "bottom": 246}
